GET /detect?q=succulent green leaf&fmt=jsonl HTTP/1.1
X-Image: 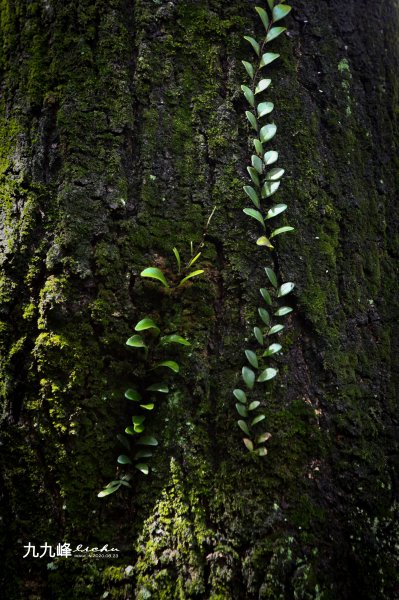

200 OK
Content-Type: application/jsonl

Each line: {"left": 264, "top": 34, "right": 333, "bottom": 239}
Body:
{"left": 266, "top": 26, "right": 286, "bottom": 42}
{"left": 255, "top": 79, "right": 272, "bottom": 94}
{"left": 255, "top": 6, "right": 269, "bottom": 29}
{"left": 243, "top": 208, "right": 265, "bottom": 228}
{"left": 133, "top": 426, "right": 144, "bottom": 435}
{"left": 154, "top": 360, "right": 180, "bottom": 373}
{"left": 251, "top": 157, "right": 263, "bottom": 176}
{"left": 258, "top": 102, "right": 274, "bottom": 118}
{"left": 119, "top": 479, "right": 131, "bottom": 487}
{"left": 146, "top": 383, "right": 169, "bottom": 393}
{"left": 266, "top": 167, "right": 285, "bottom": 180}
{"left": 242, "top": 60, "right": 255, "bottom": 79}
{"left": 254, "top": 326, "right": 264, "bottom": 345}
{"left": 233, "top": 389, "right": 247, "bottom": 403}
{"left": 238, "top": 420, "right": 250, "bottom": 435}
{"left": 272, "top": 4, "right": 292, "bottom": 23}
{"left": 251, "top": 154, "right": 263, "bottom": 174}
{"left": 249, "top": 401, "right": 261, "bottom": 411}
{"left": 269, "top": 324, "right": 284, "bottom": 334}
{"left": 125, "top": 426, "right": 136, "bottom": 435}
{"left": 243, "top": 185, "right": 260, "bottom": 208}
{"left": 256, "top": 447, "right": 268, "bottom": 456}
{"left": 260, "top": 287, "right": 273, "bottom": 304}
{"left": 246, "top": 111, "right": 258, "bottom": 131}
{"left": 242, "top": 366, "right": 256, "bottom": 390}
{"left": 126, "top": 334, "right": 146, "bottom": 348}
{"left": 241, "top": 85, "right": 255, "bottom": 107}
{"left": 245, "top": 349, "right": 259, "bottom": 368}
{"left": 256, "top": 236, "right": 274, "bottom": 249}
{"left": 266, "top": 204, "right": 287, "bottom": 219}
{"left": 244, "top": 35, "right": 260, "bottom": 56}
{"left": 137, "top": 436, "right": 158, "bottom": 446}
{"left": 260, "top": 52, "right": 280, "bottom": 68}
{"left": 106, "top": 480, "right": 124, "bottom": 488}
{"left": 264, "top": 150, "right": 278, "bottom": 165}
{"left": 274, "top": 306, "right": 293, "bottom": 316}
{"left": 135, "top": 318, "right": 160, "bottom": 333}
{"left": 260, "top": 123, "right": 277, "bottom": 143}
{"left": 265, "top": 267, "right": 278, "bottom": 288}
{"left": 258, "top": 367, "right": 278, "bottom": 382}
{"left": 277, "top": 282, "right": 295, "bottom": 297}
{"left": 179, "top": 270, "right": 204, "bottom": 286}
{"left": 173, "top": 247, "right": 181, "bottom": 273}
{"left": 140, "top": 404, "right": 155, "bottom": 410}
{"left": 243, "top": 438, "right": 254, "bottom": 451}
{"left": 253, "top": 139, "right": 263, "bottom": 154}
{"left": 132, "top": 415, "right": 145, "bottom": 426}
{"left": 117, "top": 455, "right": 132, "bottom": 465}
{"left": 135, "top": 463, "right": 149, "bottom": 475}
{"left": 98, "top": 484, "right": 121, "bottom": 498}
{"left": 258, "top": 307, "right": 270, "bottom": 325}
{"left": 252, "top": 414, "right": 266, "bottom": 425}
{"left": 247, "top": 166, "right": 260, "bottom": 186}
{"left": 262, "top": 180, "right": 280, "bottom": 198}
{"left": 160, "top": 334, "right": 190, "bottom": 346}
{"left": 140, "top": 267, "right": 169, "bottom": 288}
{"left": 257, "top": 432, "right": 272, "bottom": 443}
{"left": 270, "top": 226, "right": 295, "bottom": 238}
{"left": 236, "top": 403, "right": 248, "bottom": 417}
{"left": 125, "top": 388, "right": 142, "bottom": 402}
{"left": 262, "top": 343, "right": 282, "bottom": 357}
{"left": 134, "top": 450, "right": 153, "bottom": 459}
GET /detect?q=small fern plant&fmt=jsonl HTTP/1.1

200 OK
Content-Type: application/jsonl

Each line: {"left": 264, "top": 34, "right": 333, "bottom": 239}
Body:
{"left": 235, "top": 1, "right": 294, "bottom": 456}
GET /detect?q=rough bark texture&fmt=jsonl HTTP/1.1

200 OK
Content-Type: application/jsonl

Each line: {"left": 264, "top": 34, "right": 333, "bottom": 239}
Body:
{"left": 1, "top": 0, "right": 399, "bottom": 598}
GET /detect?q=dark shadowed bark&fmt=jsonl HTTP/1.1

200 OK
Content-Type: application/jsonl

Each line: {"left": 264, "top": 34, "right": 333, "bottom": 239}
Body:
{"left": 1, "top": 0, "right": 399, "bottom": 598}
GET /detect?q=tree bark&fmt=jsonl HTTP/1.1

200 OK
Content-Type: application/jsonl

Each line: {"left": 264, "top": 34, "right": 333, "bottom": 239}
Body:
{"left": 1, "top": 0, "right": 399, "bottom": 598}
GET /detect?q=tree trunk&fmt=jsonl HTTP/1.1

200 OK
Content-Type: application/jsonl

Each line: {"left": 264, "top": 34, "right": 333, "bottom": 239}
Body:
{"left": 1, "top": 0, "right": 399, "bottom": 598}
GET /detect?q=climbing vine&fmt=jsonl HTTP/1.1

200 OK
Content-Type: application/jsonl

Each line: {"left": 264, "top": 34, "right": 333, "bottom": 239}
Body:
{"left": 98, "top": 231, "right": 213, "bottom": 497}
{"left": 98, "top": 315, "right": 190, "bottom": 497}
{"left": 98, "top": 1, "right": 293, "bottom": 494}
{"left": 234, "top": 1, "right": 294, "bottom": 455}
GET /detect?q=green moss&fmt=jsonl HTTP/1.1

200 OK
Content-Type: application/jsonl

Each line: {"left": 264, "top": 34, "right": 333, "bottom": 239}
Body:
{"left": 134, "top": 459, "right": 213, "bottom": 598}
{"left": 0, "top": 114, "right": 21, "bottom": 174}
